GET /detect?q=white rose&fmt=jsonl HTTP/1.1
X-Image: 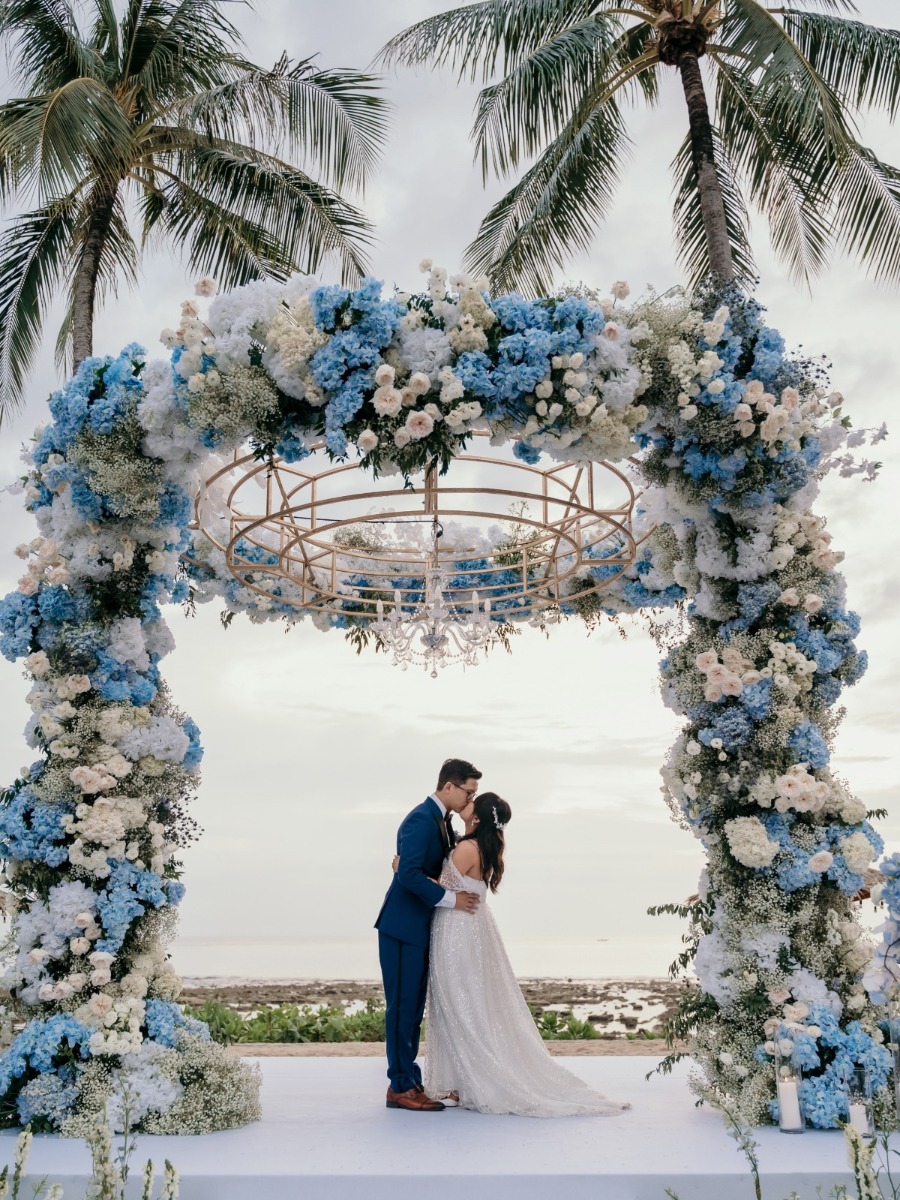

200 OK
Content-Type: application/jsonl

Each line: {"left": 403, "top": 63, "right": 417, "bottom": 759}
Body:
{"left": 808, "top": 851, "right": 833, "bottom": 873}
{"left": 357, "top": 430, "right": 379, "bottom": 454}
{"left": 70, "top": 938, "right": 91, "bottom": 955}
{"left": 405, "top": 411, "right": 435, "bottom": 440}
{"left": 393, "top": 428, "right": 411, "bottom": 449}
{"left": 610, "top": 280, "right": 630, "bottom": 301}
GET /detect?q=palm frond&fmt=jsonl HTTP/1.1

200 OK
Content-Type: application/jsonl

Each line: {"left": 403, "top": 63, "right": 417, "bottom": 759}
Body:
{"left": 714, "top": 57, "right": 833, "bottom": 285}
{"left": 832, "top": 142, "right": 900, "bottom": 282}
{"left": 464, "top": 97, "right": 630, "bottom": 295}
{"left": 90, "top": 0, "right": 121, "bottom": 72}
{"left": 0, "top": 0, "right": 96, "bottom": 91}
{"left": 126, "top": 0, "right": 245, "bottom": 102}
{"left": 154, "top": 137, "right": 374, "bottom": 285}
{"left": 608, "top": 17, "right": 658, "bottom": 105}
{"left": 0, "top": 80, "right": 134, "bottom": 201}
{"left": 281, "top": 59, "right": 389, "bottom": 192}
{"left": 0, "top": 195, "right": 78, "bottom": 416}
{"left": 723, "top": 1, "right": 853, "bottom": 148}
{"left": 671, "top": 128, "right": 757, "bottom": 289}
{"left": 377, "top": 0, "right": 600, "bottom": 82}
{"left": 166, "top": 54, "right": 389, "bottom": 192}
{"left": 470, "top": 17, "right": 626, "bottom": 180}
{"left": 779, "top": 11, "right": 900, "bottom": 118}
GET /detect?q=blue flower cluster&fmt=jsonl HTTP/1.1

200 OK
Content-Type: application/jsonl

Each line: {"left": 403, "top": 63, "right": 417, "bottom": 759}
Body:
{"left": 309, "top": 277, "right": 405, "bottom": 455}
{"left": 34, "top": 346, "right": 145, "bottom": 457}
{"left": 0, "top": 790, "right": 70, "bottom": 867}
{"left": 145, "top": 999, "right": 210, "bottom": 1048}
{"left": 96, "top": 860, "right": 180, "bottom": 954}
{"left": 0, "top": 1014, "right": 93, "bottom": 1095}
{"left": 16, "top": 1070, "right": 78, "bottom": 1127}
{"left": 760, "top": 812, "right": 883, "bottom": 895}
{"left": 787, "top": 720, "right": 830, "bottom": 768}
{"left": 764, "top": 1005, "right": 891, "bottom": 1129}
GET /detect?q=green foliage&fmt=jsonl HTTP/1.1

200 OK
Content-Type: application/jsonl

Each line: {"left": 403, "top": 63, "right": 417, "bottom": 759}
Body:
{"left": 184, "top": 997, "right": 609, "bottom": 1043}
{"left": 0, "top": 0, "right": 390, "bottom": 414}
{"left": 380, "top": 0, "right": 900, "bottom": 294}
{"left": 182, "top": 997, "right": 388, "bottom": 1044}
{"left": 530, "top": 1007, "right": 600, "bottom": 1040}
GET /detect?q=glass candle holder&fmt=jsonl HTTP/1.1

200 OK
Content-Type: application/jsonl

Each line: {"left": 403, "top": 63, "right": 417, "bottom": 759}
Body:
{"left": 846, "top": 1065, "right": 875, "bottom": 1136}
{"left": 774, "top": 1046, "right": 805, "bottom": 1134}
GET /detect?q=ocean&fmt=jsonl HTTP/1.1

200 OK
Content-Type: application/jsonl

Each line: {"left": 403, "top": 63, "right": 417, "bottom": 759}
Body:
{"left": 170, "top": 934, "right": 679, "bottom": 981}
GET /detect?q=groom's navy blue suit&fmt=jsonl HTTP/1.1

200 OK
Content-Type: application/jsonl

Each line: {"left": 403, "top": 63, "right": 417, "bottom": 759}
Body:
{"left": 375, "top": 798, "right": 453, "bottom": 1093}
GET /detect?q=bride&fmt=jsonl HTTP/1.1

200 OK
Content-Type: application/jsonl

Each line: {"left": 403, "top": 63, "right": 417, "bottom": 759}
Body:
{"left": 425, "top": 792, "right": 629, "bottom": 1118}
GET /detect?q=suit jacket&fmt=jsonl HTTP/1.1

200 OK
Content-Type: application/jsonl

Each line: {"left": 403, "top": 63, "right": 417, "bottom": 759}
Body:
{"left": 375, "top": 798, "right": 451, "bottom": 949}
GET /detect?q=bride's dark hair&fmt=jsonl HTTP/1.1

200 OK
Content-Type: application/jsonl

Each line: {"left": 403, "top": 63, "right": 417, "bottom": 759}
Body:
{"left": 461, "top": 792, "right": 512, "bottom": 893}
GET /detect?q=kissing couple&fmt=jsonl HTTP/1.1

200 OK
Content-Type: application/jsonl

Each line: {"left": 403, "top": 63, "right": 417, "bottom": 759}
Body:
{"left": 374, "top": 757, "right": 629, "bottom": 1117}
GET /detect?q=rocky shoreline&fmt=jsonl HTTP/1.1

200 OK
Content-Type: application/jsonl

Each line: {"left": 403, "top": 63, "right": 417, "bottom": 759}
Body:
{"left": 180, "top": 976, "right": 685, "bottom": 1037}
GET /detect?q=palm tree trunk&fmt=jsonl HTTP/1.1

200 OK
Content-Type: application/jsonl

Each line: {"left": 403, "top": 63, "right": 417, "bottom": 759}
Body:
{"left": 676, "top": 51, "right": 734, "bottom": 281}
{"left": 71, "top": 188, "right": 117, "bottom": 368}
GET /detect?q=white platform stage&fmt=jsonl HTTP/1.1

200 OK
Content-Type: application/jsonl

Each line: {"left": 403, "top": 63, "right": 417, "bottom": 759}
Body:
{"left": 2, "top": 1057, "right": 879, "bottom": 1200}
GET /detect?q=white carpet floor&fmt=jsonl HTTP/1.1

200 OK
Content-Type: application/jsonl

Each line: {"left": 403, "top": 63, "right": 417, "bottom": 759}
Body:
{"left": 1, "top": 1057, "right": 877, "bottom": 1200}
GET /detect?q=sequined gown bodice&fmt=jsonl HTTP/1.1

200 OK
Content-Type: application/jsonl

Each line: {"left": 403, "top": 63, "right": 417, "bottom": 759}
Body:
{"left": 425, "top": 855, "right": 629, "bottom": 1118}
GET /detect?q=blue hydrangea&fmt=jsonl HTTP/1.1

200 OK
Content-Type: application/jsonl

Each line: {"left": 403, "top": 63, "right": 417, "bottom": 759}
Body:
{"left": 16, "top": 1070, "right": 78, "bottom": 1128}
{"left": 145, "top": 999, "right": 210, "bottom": 1047}
{"left": 788, "top": 720, "right": 830, "bottom": 768}
{"left": 739, "top": 678, "right": 773, "bottom": 721}
{"left": 0, "top": 792, "right": 71, "bottom": 866}
{"left": 181, "top": 718, "right": 203, "bottom": 771}
{"left": 0, "top": 591, "right": 40, "bottom": 661}
{"left": 0, "top": 1015, "right": 93, "bottom": 1095}
{"left": 697, "top": 707, "right": 754, "bottom": 751}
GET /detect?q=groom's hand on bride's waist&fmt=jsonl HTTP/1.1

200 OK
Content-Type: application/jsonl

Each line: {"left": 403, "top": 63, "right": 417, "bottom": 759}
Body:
{"left": 454, "top": 891, "right": 480, "bottom": 913}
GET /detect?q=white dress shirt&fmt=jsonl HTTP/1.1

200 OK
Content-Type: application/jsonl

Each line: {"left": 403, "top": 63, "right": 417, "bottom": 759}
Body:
{"left": 429, "top": 795, "right": 457, "bottom": 909}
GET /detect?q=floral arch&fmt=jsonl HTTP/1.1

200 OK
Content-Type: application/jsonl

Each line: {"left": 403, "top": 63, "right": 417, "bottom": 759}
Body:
{"left": 0, "top": 263, "right": 892, "bottom": 1134}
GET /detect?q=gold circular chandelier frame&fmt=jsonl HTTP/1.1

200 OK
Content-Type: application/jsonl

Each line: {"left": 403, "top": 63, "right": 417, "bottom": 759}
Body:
{"left": 190, "top": 434, "right": 646, "bottom": 618}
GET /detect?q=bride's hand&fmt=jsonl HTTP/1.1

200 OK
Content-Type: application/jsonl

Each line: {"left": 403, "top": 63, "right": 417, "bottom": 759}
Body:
{"left": 391, "top": 854, "right": 399, "bottom": 873}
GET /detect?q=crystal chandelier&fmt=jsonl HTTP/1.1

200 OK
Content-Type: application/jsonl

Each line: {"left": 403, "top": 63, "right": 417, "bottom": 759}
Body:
{"left": 373, "top": 518, "right": 494, "bottom": 677}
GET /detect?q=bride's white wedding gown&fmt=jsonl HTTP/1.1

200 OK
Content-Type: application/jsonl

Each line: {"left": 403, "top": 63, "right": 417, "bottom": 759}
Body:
{"left": 425, "top": 856, "right": 630, "bottom": 1117}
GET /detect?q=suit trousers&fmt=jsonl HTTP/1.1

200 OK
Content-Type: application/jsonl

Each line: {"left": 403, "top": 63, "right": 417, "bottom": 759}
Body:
{"left": 378, "top": 931, "right": 429, "bottom": 1093}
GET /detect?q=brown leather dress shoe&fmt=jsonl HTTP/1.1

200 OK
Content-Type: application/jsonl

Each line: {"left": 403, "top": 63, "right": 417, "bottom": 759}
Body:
{"left": 386, "top": 1086, "right": 445, "bottom": 1111}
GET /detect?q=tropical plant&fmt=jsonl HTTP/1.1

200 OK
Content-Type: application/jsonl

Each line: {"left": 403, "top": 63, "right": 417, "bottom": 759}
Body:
{"left": 379, "top": 0, "right": 900, "bottom": 295}
{"left": 0, "top": 0, "right": 389, "bottom": 417}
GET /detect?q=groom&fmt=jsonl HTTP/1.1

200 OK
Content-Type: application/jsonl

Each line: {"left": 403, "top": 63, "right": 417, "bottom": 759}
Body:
{"left": 374, "top": 757, "right": 482, "bottom": 1111}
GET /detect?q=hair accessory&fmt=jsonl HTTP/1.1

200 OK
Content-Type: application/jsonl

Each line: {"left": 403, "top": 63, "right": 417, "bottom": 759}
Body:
{"left": 492, "top": 806, "right": 506, "bottom": 831}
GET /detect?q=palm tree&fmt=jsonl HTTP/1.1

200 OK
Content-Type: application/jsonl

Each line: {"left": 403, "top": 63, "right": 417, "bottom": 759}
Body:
{"left": 379, "top": 0, "right": 900, "bottom": 296}
{"left": 0, "top": 0, "right": 390, "bottom": 417}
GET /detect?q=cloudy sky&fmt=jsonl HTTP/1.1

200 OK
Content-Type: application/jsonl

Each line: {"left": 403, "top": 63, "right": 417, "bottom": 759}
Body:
{"left": 0, "top": 0, "right": 898, "bottom": 980}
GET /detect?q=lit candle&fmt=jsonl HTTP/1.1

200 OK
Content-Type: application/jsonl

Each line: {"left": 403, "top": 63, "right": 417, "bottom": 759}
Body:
{"left": 376, "top": 599, "right": 384, "bottom": 617}
{"left": 777, "top": 1079, "right": 803, "bottom": 1132}
{"left": 848, "top": 1101, "right": 871, "bottom": 1135}
{"left": 394, "top": 589, "right": 401, "bottom": 608}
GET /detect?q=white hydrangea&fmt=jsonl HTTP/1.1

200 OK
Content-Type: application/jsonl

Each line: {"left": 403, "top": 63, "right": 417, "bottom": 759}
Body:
{"left": 723, "top": 817, "right": 780, "bottom": 868}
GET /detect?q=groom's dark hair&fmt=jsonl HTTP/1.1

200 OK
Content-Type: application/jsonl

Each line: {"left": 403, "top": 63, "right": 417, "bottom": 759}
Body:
{"left": 437, "top": 758, "right": 482, "bottom": 789}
